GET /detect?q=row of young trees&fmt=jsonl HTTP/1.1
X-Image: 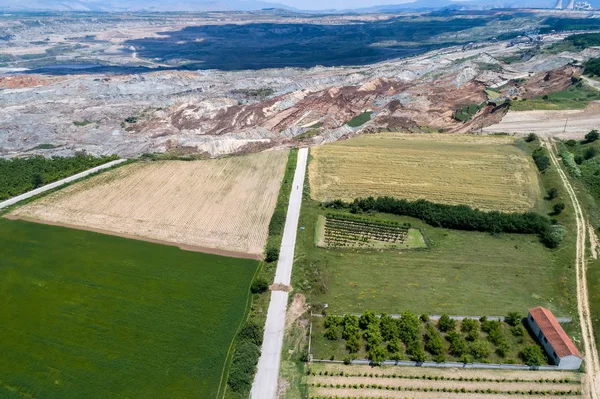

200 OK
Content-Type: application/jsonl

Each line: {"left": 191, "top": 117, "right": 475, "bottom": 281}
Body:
{"left": 322, "top": 311, "right": 547, "bottom": 366}
{"left": 323, "top": 196, "right": 561, "bottom": 248}
{"left": 0, "top": 153, "right": 118, "bottom": 201}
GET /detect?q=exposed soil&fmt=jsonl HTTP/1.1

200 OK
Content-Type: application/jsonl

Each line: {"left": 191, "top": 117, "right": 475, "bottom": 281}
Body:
{"left": 313, "top": 387, "right": 577, "bottom": 399}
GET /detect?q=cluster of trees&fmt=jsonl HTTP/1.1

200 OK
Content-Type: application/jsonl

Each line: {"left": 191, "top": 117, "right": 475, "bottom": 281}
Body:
{"left": 584, "top": 58, "right": 600, "bottom": 77}
{"left": 0, "top": 154, "right": 118, "bottom": 201}
{"left": 564, "top": 33, "right": 600, "bottom": 50}
{"left": 532, "top": 147, "right": 550, "bottom": 172}
{"left": 322, "top": 311, "right": 546, "bottom": 366}
{"left": 323, "top": 196, "right": 561, "bottom": 248}
{"left": 227, "top": 321, "right": 264, "bottom": 395}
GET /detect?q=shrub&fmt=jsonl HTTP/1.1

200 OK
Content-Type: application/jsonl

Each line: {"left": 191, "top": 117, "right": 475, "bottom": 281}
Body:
{"left": 324, "top": 315, "right": 343, "bottom": 328}
{"left": 369, "top": 345, "right": 387, "bottom": 365}
{"left": 533, "top": 147, "right": 550, "bottom": 172}
{"left": 511, "top": 325, "right": 526, "bottom": 337}
{"left": 346, "top": 334, "right": 361, "bottom": 353}
{"left": 438, "top": 314, "right": 456, "bottom": 332}
{"left": 359, "top": 310, "right": 378, "bottom": 329}
{"left": 388, "top": 337, "right": 402, "bottom": 354}
{"left": 420, "top": 313, "right": 430, "bottom": 323}
{"left": 342, "top": 314, "right": 360, "bottom": 339}
{"left": 470, "top": 340, "right": 492, "bottom": 360}
{"left": 227, "top": 340, "right": 261, "bottom": 394}
{"left": 424, "top": 324, "right": 445, "bottom": 356}
{"left": 380, "top": 313, "right": 399, "bottom": 341}
{"left": 525, "top": 133, "right": 538, "bottom": 142}
{"left": 406, "top": 340, "right": 426, "bottom": 362}
{"left": 505, "top": 312, "right": 522, "bottom": 327}
{"left": 447, "top": 331, "right": 468, "bottom": 357}
{"left": 461, "top": 318, "right": 479, "bottom": 333}
{"left": 265, "top": 245, "right": 280, "bottom": 262}
{"left": 325, "top": 325, "right": 342, "bottom": 341}
{"left": 553, "top": 203, "right": 566, "bottom": 215}
{"left": 398, "top": 310, "right": 421, "bottom": 344}
{"left": 238, "top": 321, "right": 264, "bottom": 346}
{"left": 585, "top": 129, "right": 599, "bottom": 143}
{"left": 521, "top": 344, "right": 546, "bottom": 366}
{"left": 547, "top": 187, "right": 559, "bottom": 200}
{"left": 250, "top": 278, "right": 269, "bottom": 294}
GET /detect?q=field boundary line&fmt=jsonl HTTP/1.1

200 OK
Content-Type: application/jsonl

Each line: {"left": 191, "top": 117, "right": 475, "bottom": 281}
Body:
{"left": 4, "top": 215, "right": 262, "bottom": 260}
{"left": 0, "top": 159, "right": 127, "bottom": 210}
{"left": 309, "top": 313, "right": 573, "bottom": 323}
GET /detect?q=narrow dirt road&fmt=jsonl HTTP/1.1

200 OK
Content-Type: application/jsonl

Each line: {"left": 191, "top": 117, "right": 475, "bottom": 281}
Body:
{"left": 251, "top": 147, "right": 309, "bottom": 399}
{"left": 544, "top": 138, "right": 600, "bottom": 399}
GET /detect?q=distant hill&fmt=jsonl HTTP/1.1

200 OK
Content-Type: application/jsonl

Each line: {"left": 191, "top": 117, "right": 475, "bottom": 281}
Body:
{"left": 354, "top": 0, "right": 597, "bottom": 12}
{"left": 2, "top": 0, "right": 296, "bottom": 12}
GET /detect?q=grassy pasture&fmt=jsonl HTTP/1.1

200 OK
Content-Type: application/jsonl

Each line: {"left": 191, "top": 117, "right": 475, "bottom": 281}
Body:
{"left": 308, "top": 133, "right": 541, "bottom": 213}
{"left": 510, "top": 82, "right": 600, "bottom": 111}
{"left": 294, "top": 204, "right": 575, "bottom": 317}
{"left": 0, "top": 218, "right": 258, "bottom": 399}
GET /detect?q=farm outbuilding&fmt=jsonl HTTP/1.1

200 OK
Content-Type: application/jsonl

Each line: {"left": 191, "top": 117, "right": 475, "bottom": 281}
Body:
{"left": 527, "top": 307, "right": 583, "bottom": 370}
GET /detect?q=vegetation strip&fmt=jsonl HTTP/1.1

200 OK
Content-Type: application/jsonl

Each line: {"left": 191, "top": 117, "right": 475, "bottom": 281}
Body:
{"left": 307, "top": 370, "right": 578, "bottom": 384}
{"left": 226, "top": 149, "right": 298, "bottom": 397}
{"left": 324, "top": 197, "right": 561, "bottom": 248}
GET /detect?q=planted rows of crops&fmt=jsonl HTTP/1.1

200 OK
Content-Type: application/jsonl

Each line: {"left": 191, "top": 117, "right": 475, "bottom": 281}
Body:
{"left": 310, "top": 384, "right": 581, "bottom": 396}
{"left": 324, "top": 214, "right": 410, "bottom": 248}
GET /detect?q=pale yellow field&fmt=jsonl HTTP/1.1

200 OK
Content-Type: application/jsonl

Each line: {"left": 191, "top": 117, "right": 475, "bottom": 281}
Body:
{"left": 11, "top": 150, "right": 288, "bottom": 256}
{"left": 309, "top": 133, "right": 541, "bottom": 212}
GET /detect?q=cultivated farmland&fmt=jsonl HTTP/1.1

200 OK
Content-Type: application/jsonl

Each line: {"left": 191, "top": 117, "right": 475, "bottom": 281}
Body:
{"left": 0, "top": 218, "right": 258, "bottom": 399}
{"left": 307, "top": 363, "right": 582, "bottom": 399}
{"left": 10, "top": 150, "right": 288, "bottom": 256}
{"left": 309, "top": 133, "right": 541, "bottom": 212}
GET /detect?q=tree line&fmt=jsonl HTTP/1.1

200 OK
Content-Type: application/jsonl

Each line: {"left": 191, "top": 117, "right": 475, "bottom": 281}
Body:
{"left": 0, "top": 154, "right": 118, "bottom": 201}
{"left": 323, "top": 196, "right": 561, "bottom": 248}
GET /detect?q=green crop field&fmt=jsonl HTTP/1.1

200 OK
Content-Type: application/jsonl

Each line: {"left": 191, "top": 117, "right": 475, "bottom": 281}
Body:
{"left": 0, "top": 218, "right": 258, "bottom": 399}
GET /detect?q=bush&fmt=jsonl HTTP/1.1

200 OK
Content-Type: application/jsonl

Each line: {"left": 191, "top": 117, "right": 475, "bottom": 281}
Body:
{"left": 420, "top": 313, "right": 430, "bottom": 323}
{"left": 250, "top": 278, "right": 269, "bottom": 294}
{"left": 585, "top": 129, "right": 599, "bottom": 143}
{"left": 505, "top": 312, "right": 522, "bottom": 327}
{"left": 265, "top": 245, "right": 280, "bottom": 262}
{"left": 346, "top": 334, "right": 361, "bottom": 353}
{"left": 342, "top": 314, "right": 360, "bottom": 339}
{"left": 238, "top": 321, "right": 264, "bottom": 346}
{"left": 461, "top": 318, "right": 479, "bottom": 333}
{"left": 359, "top": 310, "right": 378, "bottom": 329}
{"left": 525, "top": 133, "right": 538, "bottom": 143}
{"left": 448, "top": 331, "right": 469, "bottom": 356}
{"left": 511, "top": 325, "right": 526, "bottom": 337}
{"left": 325, "top": 325, "right": 342, "bottom": 340}
{"left": 470, "top": 340, "right": 492, "bottom": 360}
{"left": 425, "top": 324, "right": 445, "bottom": 356}
{"left": 532, "top": 147, "right": 550, "bottom": 172}
{"left": 406, "top": 340, "right": 426, "bottom": 362}
{"left": 547, "top": 187, "right": 559, "bottom": 200}
{"left": 227, "top": 340, "right": 261, "bottom": 394}
{"left": 438, "top": 314, "right": 456, "bottom": 332}
{"left": 369, "top": 345, "right": 387, "bottom": 364}
{"left": 521, "top": 344, "right": 546, "bottom": 366}
{"left": 553, "top": 203, "right": 566, "bottom": 215}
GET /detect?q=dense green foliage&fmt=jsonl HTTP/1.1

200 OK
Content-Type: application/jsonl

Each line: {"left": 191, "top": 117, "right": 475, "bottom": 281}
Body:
{"left": 452, "top": 103, "right": 485, "bottom": 122}
{"left": 227, "top": 321, "right": 264, "bottom": 396}
{"left": 346, "top": 112, "right": 373, "bottom": 128}
{"left": 532, "top": 147, "right": 550, "bottom": 172}
{"left": 316, "top": 310, "right": 546, "bottom": 365}
{"left": 585, "top": 58, "right": 600, "bottom": 77}
{"left": 510, "top": 81, "right": 600, "bottom": 111}
{"left": 0, "top": 219, "right": 257, "bottom": 399}
{"left": 324, "top": 196, "right": 559, "bottom": 248}
{"left": 0, "top": 154, "right": 118, "bottom": 200}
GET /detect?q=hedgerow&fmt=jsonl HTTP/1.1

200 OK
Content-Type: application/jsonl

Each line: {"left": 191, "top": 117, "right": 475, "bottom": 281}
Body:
{"left": 323, "top": 196, "right": 561, "bottom": 248}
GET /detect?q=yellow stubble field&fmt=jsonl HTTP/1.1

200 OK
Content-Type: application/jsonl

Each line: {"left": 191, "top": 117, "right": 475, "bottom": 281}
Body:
{"left": 10, "top": 150, "right": 289, "bottom": 257}
{"left": 309, "top": 133, "right": 541, "bottom": 212}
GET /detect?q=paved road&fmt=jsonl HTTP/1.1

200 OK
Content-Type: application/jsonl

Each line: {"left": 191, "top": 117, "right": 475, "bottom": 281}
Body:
{"left": 251, "top": 147, "right": 308, "bottom": 399}
{"left": 0, "top": 159, "right": 127, "bottom": 210}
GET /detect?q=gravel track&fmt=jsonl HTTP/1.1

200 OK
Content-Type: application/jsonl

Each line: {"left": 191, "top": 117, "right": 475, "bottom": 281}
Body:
{"left": 545, "top": 138, "right": 600, "bottom": 399}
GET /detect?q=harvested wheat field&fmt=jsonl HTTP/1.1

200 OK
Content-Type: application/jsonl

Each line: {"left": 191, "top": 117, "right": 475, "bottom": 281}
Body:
{"left": 309, "top": 133, "right": 541, "bottom": 212}
{"left": 10, "top": 150, "right": 288, "bottom": 257}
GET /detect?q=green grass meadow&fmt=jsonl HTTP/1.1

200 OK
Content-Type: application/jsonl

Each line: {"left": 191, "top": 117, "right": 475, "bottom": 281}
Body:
{"left": 0, "top": 218, "right": 258, "bottom": 399}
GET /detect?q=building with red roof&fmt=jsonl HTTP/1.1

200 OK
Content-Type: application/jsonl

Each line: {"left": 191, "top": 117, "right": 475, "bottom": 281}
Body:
{"left": 527, "top": 307, "right": 583, "bottom": 370}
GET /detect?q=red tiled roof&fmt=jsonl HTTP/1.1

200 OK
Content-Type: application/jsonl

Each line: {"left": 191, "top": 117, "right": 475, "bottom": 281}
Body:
{"left": 529, "top": 307, "right": 582, "bottom": 359}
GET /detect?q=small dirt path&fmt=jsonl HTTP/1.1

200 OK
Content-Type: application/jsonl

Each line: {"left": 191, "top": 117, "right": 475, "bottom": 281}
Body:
{"left": 544, "top": 138, "right": 600, "bottom": 399}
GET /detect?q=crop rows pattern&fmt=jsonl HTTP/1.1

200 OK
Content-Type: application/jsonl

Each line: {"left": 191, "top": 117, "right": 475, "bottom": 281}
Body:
{"left": 324, "top": 214, "right": 409, "bottom": 248}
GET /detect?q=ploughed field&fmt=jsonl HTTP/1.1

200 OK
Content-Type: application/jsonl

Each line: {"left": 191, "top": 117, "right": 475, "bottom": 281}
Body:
{"left": 308, "top": 133, "right": 541, "bottom": 213}
{"left": 0, "top": 218, "right": 258, "bottom": 399}
{"left": 307, "top": 363, "right": 582, "bottom": 399}
{"left": 10, "top": 150, "right": 288, "bottom": 256}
